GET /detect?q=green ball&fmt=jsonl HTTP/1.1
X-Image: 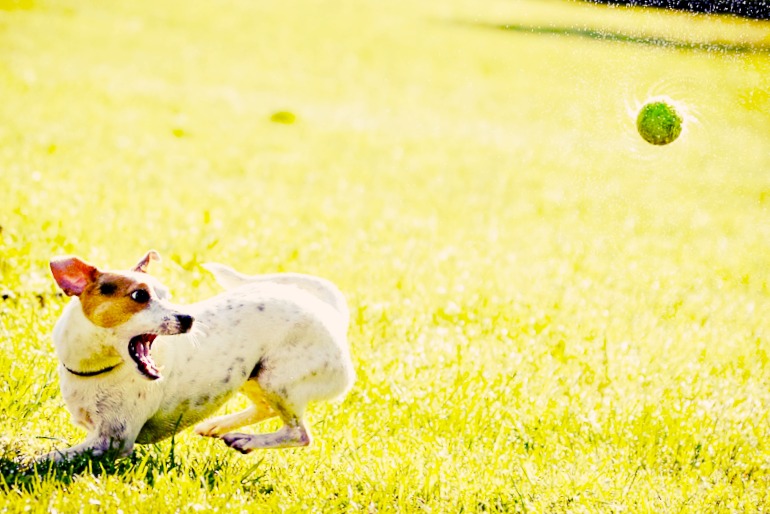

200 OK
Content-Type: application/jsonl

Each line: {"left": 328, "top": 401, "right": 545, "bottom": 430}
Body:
{"left": 636, "top": 101, "right": 683, "bottom": 145}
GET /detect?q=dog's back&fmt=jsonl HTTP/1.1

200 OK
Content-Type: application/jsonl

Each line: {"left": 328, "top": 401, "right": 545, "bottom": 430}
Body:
{"left": 202, "top": 263, "right": 350, "bottom": 326}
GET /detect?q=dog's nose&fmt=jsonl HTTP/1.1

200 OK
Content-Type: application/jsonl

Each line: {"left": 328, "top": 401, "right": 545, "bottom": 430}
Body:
{"left": 176, "top": 314, "right": 194, "bottom": 333}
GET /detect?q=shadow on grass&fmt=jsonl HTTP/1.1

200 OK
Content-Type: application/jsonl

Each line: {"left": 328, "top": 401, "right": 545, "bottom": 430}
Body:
{"left": 0, "top": 446, "right": 177, "bottom": 490}
{"left": 0, "top": 443, "right": 267, "bottom": 493}
{"left": 485, "top": 22, "right": 770, "bottom": 55}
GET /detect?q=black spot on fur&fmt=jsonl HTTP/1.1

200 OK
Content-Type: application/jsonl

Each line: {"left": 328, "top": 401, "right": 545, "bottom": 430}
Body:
{"left": 257, "top": 303, "right": 265, "bottom": 312}
{"left": 249, "top": 357, "right": 266, "bottom": 380}
{"left": 99, "top": 282, "right": 118, "bottom": 295}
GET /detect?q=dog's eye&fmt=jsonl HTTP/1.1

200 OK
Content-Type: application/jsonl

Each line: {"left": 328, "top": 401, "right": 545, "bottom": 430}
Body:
{"left": 130, "top": 289, "right": 151, "bottom": 303}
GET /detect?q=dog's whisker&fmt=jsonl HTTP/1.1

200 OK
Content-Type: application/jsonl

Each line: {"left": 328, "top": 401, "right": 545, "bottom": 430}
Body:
{"left": 193, "top": 326, "right": 210, "bottom": 340}
{"left": 184, "top": 321, "right": 210, "bottom": 348}
{"left": 188, "top": 333, "right": 202, "bottom": 348}
{"left": 193, "top": 320, "right": 211, "bottom": 331}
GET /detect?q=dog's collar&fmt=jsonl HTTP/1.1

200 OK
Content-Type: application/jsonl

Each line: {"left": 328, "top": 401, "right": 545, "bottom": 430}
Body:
{"left": 62, "top": 362, "right": 120, "bottom": 377}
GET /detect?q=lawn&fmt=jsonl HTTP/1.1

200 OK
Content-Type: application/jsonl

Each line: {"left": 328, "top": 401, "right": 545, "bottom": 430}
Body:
{"left": 1, "top": 0, "right": 769, "bottom": 511}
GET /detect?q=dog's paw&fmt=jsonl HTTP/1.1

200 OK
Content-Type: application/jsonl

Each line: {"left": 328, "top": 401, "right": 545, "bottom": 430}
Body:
{"left": 194, "top": 417, "right": 231, "bottom": 438}
{"left": 193, "top": 420, "right": 220, "bottom": 437}
{"left": 34, "top": 450, "right": 64, "bottom": 464}
{"left": 221, "top": 433, "right": 255, "bottom": 454}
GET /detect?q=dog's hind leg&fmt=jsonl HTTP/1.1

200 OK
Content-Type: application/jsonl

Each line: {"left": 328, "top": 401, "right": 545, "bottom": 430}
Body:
{"left": 222, "top": 420, "right": 310, "bottom": 453}
{"left": 217, "top": 332, "right": 352, "bottom": 454}
{"left": 218, "top": 372, "right": 316, "bottom": 453}
{"left": 220, "top": 403, "right": 311, "bottom": 454}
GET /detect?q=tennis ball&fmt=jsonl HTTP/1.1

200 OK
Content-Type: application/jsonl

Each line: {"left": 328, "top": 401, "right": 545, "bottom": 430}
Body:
{"left": 636, "top": 100, "right": 683, "bottom": 145}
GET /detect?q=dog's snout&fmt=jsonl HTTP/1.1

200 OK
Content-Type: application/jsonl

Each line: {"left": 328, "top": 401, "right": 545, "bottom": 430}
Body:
{"left": 176, "top": 314, "right": 194, "bottom": 333}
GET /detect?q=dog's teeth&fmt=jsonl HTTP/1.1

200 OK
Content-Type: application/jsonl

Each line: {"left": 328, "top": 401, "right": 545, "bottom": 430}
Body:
{"left": 129, "top": 334, "right": 162, "bottom": 380}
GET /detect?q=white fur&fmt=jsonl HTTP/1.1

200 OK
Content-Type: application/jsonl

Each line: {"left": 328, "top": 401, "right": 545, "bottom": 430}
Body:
{"left": 39, "top": 261, "right": 354, "bottom": 462}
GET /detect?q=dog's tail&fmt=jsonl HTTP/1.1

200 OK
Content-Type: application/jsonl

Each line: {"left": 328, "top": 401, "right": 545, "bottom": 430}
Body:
{"left": 202, "top": 263, "right": 256, "bottom": 290}
{"left": 202, "top": 263, "right": 349, "bottom": 324}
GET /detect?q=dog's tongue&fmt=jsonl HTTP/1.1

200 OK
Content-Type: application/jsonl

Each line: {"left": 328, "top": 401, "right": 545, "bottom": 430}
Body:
{"left": 128, "top": 334, "right": 161, "bottom": 380}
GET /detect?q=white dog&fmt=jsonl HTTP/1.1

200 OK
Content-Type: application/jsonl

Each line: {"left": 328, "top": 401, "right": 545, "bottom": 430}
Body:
{"left": 38, "top": 251, "right": 354, "bottom": 462}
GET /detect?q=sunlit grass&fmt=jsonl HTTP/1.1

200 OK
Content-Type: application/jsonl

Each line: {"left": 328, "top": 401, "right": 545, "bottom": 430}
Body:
{"left": 1, "top": 0, "right": 769, "bottom": 511}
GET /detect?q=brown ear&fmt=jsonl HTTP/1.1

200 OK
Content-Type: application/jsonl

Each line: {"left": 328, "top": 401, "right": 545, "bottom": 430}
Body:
{"left": 50, "top": 257, "right": 99, "bottom": 296}
{"left": 133, "top": 250, "right": 160, "bottom": 273}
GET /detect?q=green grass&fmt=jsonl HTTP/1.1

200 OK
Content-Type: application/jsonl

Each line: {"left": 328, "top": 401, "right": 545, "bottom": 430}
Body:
{"left": 1, "top": 0, "right": 770, "bottom": 511}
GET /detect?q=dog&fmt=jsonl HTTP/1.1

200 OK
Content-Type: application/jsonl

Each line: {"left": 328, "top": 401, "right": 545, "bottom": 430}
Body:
{"left": 37, "top": 250, "right": 354, "bottom": 462}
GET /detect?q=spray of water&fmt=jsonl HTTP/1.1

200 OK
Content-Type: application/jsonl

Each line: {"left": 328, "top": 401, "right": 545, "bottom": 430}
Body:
{"left": 622, "top": 77, "right": 702, "bottom": 158}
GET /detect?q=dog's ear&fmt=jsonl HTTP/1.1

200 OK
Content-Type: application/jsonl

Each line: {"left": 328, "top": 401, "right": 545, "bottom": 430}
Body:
{"left": 50, "top": 257, "right": 99, "bottom": 296}
{"left": 133, "top": 250, "right": 160, "bottom": 273}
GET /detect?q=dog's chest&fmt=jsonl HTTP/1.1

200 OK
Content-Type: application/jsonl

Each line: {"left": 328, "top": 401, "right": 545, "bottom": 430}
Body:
{"left": 59, "top": 377, "right": 98, "bottom": 431}
{"left": 59, "top": 371, "right": 158, "bottom": 435}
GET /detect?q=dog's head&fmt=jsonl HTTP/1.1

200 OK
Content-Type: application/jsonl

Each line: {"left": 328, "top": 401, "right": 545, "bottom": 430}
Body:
{"left": 49, "top": 250, "right": 194, "bottom": 380}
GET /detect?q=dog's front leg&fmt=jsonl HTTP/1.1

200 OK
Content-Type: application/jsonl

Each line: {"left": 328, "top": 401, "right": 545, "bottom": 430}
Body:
{"left": 36, "top": 434, "right": 134, "bottom": 464}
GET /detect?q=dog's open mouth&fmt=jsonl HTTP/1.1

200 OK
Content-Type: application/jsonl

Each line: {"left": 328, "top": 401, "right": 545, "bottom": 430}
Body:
{"left": 128, "top": 334, "right": 161, "bottom": 380}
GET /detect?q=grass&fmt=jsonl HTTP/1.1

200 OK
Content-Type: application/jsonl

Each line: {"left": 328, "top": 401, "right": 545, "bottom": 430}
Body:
{"left": 1, "top": 0, "right": 769, "bottom": 511}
